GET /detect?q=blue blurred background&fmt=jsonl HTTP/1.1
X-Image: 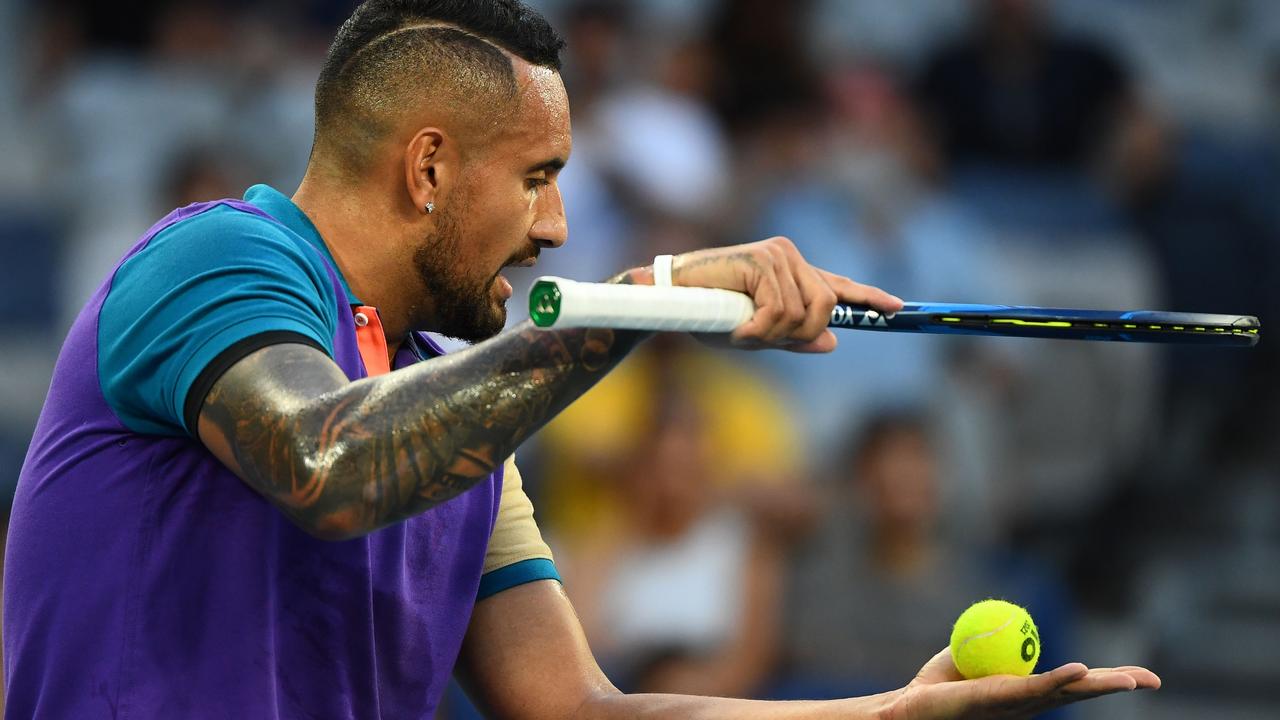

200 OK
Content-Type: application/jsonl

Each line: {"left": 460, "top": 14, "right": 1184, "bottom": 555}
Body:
{"left": 1, "top": 0, "right": 1278, "bottom": 717}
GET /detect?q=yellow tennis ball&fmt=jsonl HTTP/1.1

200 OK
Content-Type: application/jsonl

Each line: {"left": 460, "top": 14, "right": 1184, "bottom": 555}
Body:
{"left": 949, "top": 599, "right": 1041, "bottom": 679}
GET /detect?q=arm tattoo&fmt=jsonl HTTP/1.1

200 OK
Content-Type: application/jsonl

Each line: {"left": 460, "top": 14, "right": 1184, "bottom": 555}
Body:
{"left": 200, "top": 321, "right": 647, "bottom": 540}
{"left": 670, "top": 250, "right": 763, "bottom": 282}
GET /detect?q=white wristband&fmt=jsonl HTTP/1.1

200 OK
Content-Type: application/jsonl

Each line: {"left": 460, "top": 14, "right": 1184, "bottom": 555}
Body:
{"left": 653, "top": 254, "right": 674, "bottom": 287}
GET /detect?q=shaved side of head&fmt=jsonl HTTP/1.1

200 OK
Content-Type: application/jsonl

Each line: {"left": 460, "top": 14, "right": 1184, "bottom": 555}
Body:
{"left": 310, "top": 0, "right": 565, "bottom": 177}
{"left": 314, "top": 26, "right": 516, "bottom": 175}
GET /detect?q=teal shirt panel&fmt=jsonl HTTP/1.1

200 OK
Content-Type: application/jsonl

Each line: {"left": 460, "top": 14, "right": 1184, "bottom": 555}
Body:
{"left": 99, "top": 198, "right": 340, "bottom": 437}
{"left": 243, "top": 184, "right": 360, "bottom": 305}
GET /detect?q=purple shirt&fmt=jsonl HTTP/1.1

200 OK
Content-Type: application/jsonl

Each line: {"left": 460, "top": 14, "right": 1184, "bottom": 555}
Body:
{"left": 5, "top": 195, "right": 503, "bottom": 718}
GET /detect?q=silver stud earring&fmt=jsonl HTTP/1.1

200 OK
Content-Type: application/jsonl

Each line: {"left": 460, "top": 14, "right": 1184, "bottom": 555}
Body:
{"left": 425, "top": 202, "right": 435, "bottom": 214}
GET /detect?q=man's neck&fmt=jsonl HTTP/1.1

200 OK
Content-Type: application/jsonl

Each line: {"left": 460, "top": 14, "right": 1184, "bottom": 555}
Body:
{"left": 291, "top": 170, "right": 420, "bottom": 347}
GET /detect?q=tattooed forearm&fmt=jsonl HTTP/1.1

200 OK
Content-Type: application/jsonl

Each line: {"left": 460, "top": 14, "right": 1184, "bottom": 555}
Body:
{"left": 200, "top": 321, "right": 648, "bottom": 540}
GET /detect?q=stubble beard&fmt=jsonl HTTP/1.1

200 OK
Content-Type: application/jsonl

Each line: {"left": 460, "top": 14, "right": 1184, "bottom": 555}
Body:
{"left": 412, "top": 203, "right": 508, "bottom": 344}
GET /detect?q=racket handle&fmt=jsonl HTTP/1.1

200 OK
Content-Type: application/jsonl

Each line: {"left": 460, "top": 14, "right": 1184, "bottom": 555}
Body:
{"left": 529, "top": 276, "right": 754, "bottom": 332}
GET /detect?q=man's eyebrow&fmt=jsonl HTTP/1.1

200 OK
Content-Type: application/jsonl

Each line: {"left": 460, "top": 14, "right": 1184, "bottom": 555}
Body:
{"left": 526, "top": 158, "right": 566, "bottom": 174}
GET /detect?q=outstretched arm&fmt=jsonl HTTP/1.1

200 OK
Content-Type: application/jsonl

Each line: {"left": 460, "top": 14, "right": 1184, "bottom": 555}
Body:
{"left": 457, "top": 581, "right": 1159, "bottom": 720}
{"left": 196, "top": 238, "right": 901, "bottom": 540}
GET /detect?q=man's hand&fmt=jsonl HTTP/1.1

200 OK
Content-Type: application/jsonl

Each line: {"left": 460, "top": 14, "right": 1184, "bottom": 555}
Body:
{"left": 881, "top": 648, "right": 1161, "bottom": 720}
{"left": 671, "top": 237, "right": 903, "bottom": 353}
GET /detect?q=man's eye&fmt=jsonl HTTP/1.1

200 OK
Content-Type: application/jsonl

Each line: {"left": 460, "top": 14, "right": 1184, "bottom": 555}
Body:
{"left": 526, "top": 177, "right": 550, "bottom": 190}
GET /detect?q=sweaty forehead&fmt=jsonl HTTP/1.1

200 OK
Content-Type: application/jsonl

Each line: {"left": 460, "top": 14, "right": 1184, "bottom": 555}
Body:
{"left": 502, "top": 60, "right": 572, "bottom": 161}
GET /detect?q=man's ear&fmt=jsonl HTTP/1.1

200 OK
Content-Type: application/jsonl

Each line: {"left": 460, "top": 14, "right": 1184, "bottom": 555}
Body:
{"left": 405, "top": 127, "right": 450, "bottom": 215}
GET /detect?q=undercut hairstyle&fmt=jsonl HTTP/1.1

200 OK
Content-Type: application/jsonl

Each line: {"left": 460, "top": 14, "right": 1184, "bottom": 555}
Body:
{"left": 313, "top": 0, "right": 566, "bottom": 175}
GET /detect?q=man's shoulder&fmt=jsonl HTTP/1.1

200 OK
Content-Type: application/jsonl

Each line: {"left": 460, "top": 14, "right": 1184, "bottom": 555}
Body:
{"left": 111, "top": 199, "right": 336, "bottom": 300}
{"left": 95, "top": 198, "right": 345, "bottom": 437}
{"left": 146, "top": 200, "right": 319, "bottom": 258}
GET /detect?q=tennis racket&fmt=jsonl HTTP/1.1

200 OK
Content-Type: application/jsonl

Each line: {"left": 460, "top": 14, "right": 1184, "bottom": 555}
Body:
{"left": 528, "top": 277, "right": 1261, "bottom": 347}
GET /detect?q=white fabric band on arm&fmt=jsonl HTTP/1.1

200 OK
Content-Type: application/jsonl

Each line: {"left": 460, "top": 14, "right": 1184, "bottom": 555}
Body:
{"left": 653, "top": 254, "right": 674, "bottom": 287}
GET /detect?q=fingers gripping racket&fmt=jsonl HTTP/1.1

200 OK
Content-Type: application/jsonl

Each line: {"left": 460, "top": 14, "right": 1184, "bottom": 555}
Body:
{"left": 528, "top": 277, "right": 1261, "bottom": 347}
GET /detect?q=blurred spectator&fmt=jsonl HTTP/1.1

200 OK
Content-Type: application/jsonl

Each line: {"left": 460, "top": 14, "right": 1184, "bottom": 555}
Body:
{"left": 739, "top": 57, "right": 1010, "bottom": 497}
{"left": 782, "top": 411, "right": 1072, "bottom": 697}
{"left": 159, "top": 142, "right": 249, "bottom": 211}
{"left": 537, "top": 334, "right": 805, "bottom": 545}
{"left": 785, "top": 411, "right": 986, "bottom": 692}
{"left": 878, "top": 0, "right": 1165, "bottom": 542}
{"left": 559, "top": 1, "right": 631, "bottom": 109}
{"left": 542, "top": 335, "right": 808, "bottom": 696}
{"left": 708, "top": 0, "right": 821, "bottom": 137}
{"left": 572, "top": 0, "right": 730, "bottom": 226}
{"left": 36, "top": 1, "right": 246, "bottom": 77}
{"left": 807, "top": 0, "right": 966, "bottom": 69}
{"left": 1125, "top": 127, "right": 1280, "bottom": 485}
{"left": 1053, "top": 0, "right": 1280, "bottom": 133}
{"left": 590, "top": 62, "right": 730, "bottom": 223}
{"left": 914, "top": 0, "right": 1135, "bottom": 174}
{"left": 0, "top": 200, "right": 65, "bottom": 511}
{"left": 552, "top": 336, "right": 791, "bottom": 698}
{"left": 41, "top": 0, "right": 182, "bottom": 55}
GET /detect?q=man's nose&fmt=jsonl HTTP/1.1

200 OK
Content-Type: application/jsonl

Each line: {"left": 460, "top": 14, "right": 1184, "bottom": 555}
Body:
{"left": 530, "top": 187, "right": 567, "bottom": 249}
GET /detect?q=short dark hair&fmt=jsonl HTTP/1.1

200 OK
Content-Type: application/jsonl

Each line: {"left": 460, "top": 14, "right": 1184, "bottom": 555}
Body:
{"left": 312, "top": 0, "right": 566, "bottom": 174}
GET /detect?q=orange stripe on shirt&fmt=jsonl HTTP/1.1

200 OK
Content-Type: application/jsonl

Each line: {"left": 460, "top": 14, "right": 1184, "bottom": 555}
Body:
{"left": 353, "top": 306, "right": 391, "bottom": 377}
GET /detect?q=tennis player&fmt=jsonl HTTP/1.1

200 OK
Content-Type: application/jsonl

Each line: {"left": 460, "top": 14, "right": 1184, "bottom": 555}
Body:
{"left": 4, "top": 1, "right": 1158, "bottom": 717}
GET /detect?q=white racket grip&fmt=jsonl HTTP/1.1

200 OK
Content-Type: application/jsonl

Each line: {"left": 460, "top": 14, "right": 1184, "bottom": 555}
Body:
{"left": 529, "top": 276, "right": 755, "bottom": 332}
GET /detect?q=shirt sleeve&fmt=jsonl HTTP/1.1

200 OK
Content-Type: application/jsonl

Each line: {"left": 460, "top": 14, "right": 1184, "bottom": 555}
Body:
{"left": 99, "top": 205, "right": 340, "bottom": 437}
{"left": 477, "top": 457, "right": 560, "bottom": 600}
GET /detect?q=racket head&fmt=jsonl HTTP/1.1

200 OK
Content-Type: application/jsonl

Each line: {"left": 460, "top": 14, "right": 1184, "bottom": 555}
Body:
{"left": 842, "top": 303, "right": 1261, "bottom": 347}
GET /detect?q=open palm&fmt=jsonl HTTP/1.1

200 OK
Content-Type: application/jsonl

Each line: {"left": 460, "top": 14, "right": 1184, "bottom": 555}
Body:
{"left": 885, "top": 648, "right": 1161, "bottom": 720}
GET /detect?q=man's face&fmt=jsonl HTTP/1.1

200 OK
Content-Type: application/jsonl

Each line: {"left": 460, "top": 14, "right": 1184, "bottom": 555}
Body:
{"left": 415, "top": 64, "right": 571, "bottom": 342}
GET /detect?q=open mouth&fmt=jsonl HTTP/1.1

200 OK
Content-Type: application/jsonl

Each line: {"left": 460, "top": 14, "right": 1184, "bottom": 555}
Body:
{"left": 494, "top": 254, "right": 538, "bottom": 301}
